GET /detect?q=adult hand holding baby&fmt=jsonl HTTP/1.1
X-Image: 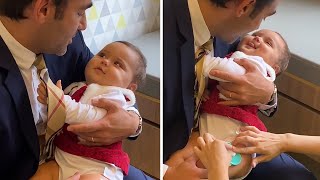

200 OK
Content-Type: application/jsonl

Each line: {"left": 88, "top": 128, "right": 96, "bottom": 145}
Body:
{"left": 67, "top": 97, "right": 140, "bottom": 146}
{"left": 211, "top": 59, "right": 274, "bottom": 106}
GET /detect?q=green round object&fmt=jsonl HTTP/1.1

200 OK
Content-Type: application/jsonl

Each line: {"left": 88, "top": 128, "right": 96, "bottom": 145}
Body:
{"left": 230, "top": 153, "right": 242, "bottom": 166}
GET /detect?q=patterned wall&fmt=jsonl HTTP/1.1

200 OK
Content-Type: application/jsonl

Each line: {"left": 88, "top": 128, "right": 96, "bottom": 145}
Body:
{"left": 83, "top": 0, "right": 160, "bottom": 54}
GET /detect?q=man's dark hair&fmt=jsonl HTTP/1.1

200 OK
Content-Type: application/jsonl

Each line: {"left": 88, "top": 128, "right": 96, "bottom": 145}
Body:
{"left": 116, "top": 41, "right": 147, "bottom": 85}
{"left": 0, "top": 0, "right": 68, "bottom": 20}
{"left": 210, "top": 0, "right": 275, "bottom": 18}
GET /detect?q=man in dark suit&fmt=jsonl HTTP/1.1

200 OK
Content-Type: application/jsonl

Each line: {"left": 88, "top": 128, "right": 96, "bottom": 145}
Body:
{"left": 163, "top": 0, "right": 316, "bottom": 179}
{"left": 0, "top": 0, "right": 150, "bottom": 179}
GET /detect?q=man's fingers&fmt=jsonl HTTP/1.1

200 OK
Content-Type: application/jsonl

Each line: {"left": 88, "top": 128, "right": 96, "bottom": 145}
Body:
{"left": 77, "top": 135, "right": 122, "bottom": 146}
{"left": 210, "top": 69, "right": 242, "bottom": 83}
{"left": 91, "top": 98, "right": 120, "bottom": 111}
{"left": 217, "top": 100, "right": 241, "bottom": 106}
{"left": 67, "top": 121, "right": 102, "bottom": 133}
{"left": 234, "top": 59, "right": 259, "bottom": 73}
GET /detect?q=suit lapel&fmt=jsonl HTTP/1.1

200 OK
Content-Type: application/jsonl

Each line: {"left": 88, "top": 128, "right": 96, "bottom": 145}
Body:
{"left": 175, "top": 0, "right": 196, "bottom": 131}
{"left": 0, "top": 37, "right": 39, "bottom": 159}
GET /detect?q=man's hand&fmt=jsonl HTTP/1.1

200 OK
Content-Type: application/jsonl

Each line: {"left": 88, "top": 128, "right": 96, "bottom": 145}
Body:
{"left": 164, "top": 155, "right": 208, "bottom": 180}
{"left": 67, "top": 98, "right": 139, "bottom": 146}
{"left": 210, "top": 59, "right": 274, "bottom": 106}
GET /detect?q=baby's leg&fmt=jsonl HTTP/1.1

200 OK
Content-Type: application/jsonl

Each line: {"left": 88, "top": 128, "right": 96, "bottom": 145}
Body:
{"left": 30, "top": 160, "right": 59, "bottom": 180}
{"left": 80, "top": 174, "right": 109, "bottom": 180}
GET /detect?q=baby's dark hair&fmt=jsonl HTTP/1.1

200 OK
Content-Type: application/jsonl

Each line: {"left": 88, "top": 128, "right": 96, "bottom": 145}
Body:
{"left": 275, "top": 32, "right": 290, "bottom": 76}
{"left": 115, "top": 41, "right": 147, "bottom": 85}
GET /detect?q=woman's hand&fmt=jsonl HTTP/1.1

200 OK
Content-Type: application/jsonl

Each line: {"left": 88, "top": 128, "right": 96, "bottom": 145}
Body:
{"left": 232, "top": 126, "right": 287, "bottom": 167}
{"left": 194, "top": 133, "right": 232, "bottom": 179}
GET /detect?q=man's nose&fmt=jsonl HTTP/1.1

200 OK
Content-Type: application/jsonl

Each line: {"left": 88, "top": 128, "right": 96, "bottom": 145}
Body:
{"left": 78, "top": 14, "right": 87, "bottom": 31}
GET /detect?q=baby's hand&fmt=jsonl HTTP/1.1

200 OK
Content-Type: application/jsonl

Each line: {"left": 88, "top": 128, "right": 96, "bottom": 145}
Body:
{"left": 37, "top": 80, "right": 62, "bottom": 104}
{"left": 37, "top": 81, "right": 48, "bottom": 104}
{"left": 202, "top": 89, "right": 210, "bottom": 102}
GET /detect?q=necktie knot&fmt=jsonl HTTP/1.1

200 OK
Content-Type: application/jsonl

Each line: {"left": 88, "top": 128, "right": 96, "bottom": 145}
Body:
{"left": 195, "top": 38, "right": 213, "bottom": 63}
{"left": 194, "top": 37, "right": 213, "bottom": 122}
{"left": 34, "top": 54, "right": 46, "bottom": 73}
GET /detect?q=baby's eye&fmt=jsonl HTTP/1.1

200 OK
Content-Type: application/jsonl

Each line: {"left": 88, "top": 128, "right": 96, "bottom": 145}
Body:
{"left": 114, "top": 61, "right": 122, "bottom": 67}
{"left": 266, "top": 41, "right": 272, "bottom": 47}
{"left": 98, "top": 53, "right": 105, "bottom": 58}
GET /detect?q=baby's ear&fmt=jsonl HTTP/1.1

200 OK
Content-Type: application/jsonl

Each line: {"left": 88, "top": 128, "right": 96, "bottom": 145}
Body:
{"left": 128, "top": 83, "right": 138, "bottom": 91}
{"left": 273, "top": 64, "right": 281, "bottom": 75}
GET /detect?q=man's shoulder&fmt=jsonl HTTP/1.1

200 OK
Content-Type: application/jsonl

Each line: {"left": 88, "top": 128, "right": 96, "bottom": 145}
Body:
{"left": 214, "top": 38, "right": 240, "bottom": 57}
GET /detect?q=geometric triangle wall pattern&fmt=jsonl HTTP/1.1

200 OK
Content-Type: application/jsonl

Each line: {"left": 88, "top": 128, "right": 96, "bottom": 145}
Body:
{"left": 83, "top": 0, "right": 160, "bottom": 54}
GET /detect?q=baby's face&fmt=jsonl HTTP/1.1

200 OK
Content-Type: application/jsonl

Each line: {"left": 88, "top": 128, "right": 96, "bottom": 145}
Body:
{"left": 85, "top": 42, "right": 139, "bottom": 89}
{"left": 237, "top": 29, "right": 285, "bottom": 73}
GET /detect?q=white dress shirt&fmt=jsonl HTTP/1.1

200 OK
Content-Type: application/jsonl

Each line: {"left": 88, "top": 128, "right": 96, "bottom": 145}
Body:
{"left": 0, "top": 20, "right": 46, "bottom": 134}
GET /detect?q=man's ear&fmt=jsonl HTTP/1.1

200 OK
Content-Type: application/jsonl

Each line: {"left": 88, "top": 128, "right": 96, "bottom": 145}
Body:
{"left": 32, "top": 0, "right": 51, "bottom": 23}
{"left": 128, "top": 83, "right": 138, "bottom": 91}
{"left": 235, "top": 0, "right": 256, "bottom": 17}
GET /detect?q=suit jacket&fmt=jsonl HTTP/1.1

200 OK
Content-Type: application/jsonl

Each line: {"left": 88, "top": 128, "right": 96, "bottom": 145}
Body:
{"left": 0, "top": 31, "right": 93, "bottom": 179}
{"left": 163, "top": 0, "right": 239, "bottom": 161}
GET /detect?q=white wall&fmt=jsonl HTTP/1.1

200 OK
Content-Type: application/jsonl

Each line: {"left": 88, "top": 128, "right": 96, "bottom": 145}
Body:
{"left": 260, "top": 0, "right": 320, "bottom": 64}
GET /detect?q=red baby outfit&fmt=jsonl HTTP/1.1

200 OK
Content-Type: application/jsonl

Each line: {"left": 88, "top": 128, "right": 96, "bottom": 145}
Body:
{"left": 54, "top": 85, "right": 130, "bottom": 175}
{"left": 201, "top": 80, "right": 267, "bottom": 132}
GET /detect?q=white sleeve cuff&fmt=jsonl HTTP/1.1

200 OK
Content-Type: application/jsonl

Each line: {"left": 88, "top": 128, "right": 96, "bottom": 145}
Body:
{"left": 127, "top": 109, "right": 143, "bottom": 137}
{"left": 162, "top": 164, "right": 169, "bottom": 179}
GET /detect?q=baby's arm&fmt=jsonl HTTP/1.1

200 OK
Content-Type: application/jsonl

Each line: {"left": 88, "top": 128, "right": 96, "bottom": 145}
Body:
{"left": 203, "top": 55, "right": 246, "bottom": 82}
{"left": 63, "top": 95, "right": 106, "bottom": 124}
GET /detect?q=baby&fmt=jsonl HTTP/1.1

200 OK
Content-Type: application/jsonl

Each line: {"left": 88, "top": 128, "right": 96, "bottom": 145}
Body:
{"left": 198, "top": 29, "right": 290, "bottom": 179}
{"left": 168, "top": 29, "right": 290, "bottom": 180}
{"left": 33, "top": 41, "right": 147, "bottom": 180}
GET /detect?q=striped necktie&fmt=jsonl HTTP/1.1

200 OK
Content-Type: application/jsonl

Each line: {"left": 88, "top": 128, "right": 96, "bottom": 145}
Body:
{"left": 33, "top": 54, "right": 66, "bottom": 143}
{"left": 194, "top": 38, "right": 213, "bottom": 120}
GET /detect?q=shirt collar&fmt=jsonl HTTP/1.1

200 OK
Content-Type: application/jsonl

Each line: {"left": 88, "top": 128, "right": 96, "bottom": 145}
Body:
{"left": 188, "top": 0, "right": 211, "bottom": 47}
{"left": 0, "top": 20, "right": 36, "bottom": 70}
